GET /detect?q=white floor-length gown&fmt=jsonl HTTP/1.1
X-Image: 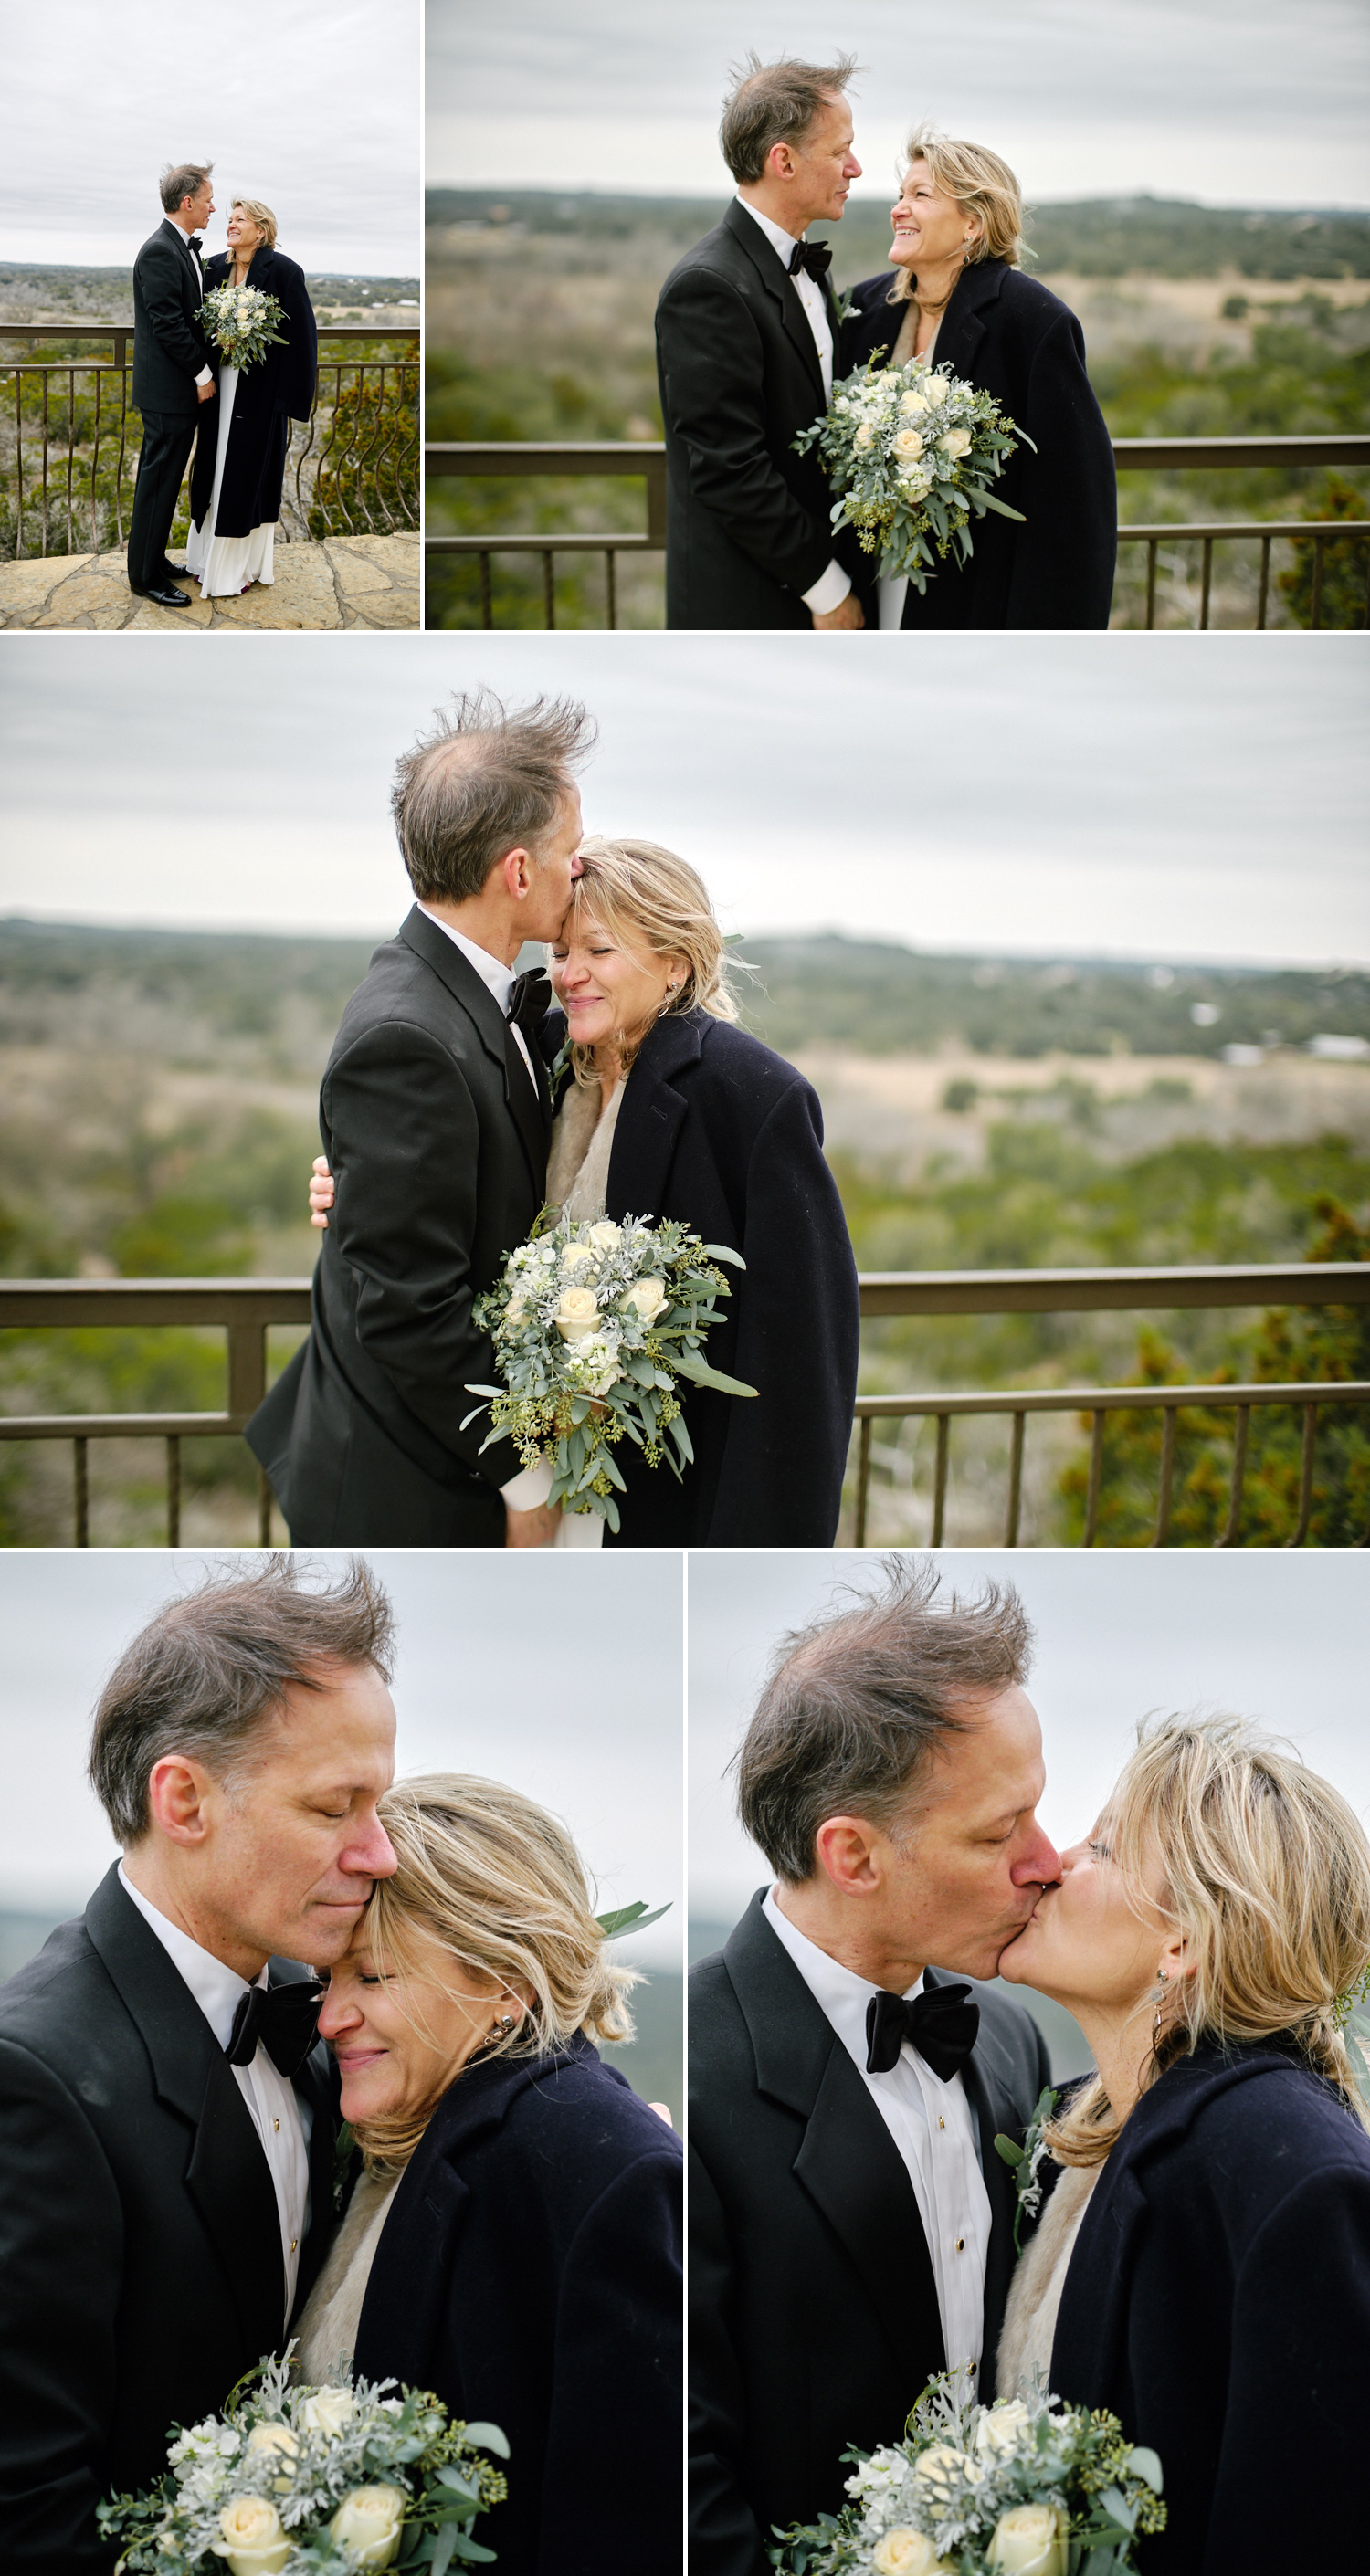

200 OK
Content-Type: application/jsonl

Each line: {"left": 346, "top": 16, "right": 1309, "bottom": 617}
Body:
{"left": 878, "top": 309, "right": 943, "bottom": 632}
{"left": 184, "top": 363, "right": 276, "bottom": 595}
{"left": 545, "top": 1073, "right": 627, "bottom": 1552}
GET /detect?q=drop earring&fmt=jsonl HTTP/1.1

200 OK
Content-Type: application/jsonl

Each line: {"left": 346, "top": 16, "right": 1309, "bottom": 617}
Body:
{"left": 1152, "top": 1966, "right": 1170, "bottom": 2039}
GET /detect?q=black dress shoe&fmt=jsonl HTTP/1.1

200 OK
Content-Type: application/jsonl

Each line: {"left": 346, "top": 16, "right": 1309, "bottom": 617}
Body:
{"left": 131, "top": 583, "right": 191, "bottom": 607}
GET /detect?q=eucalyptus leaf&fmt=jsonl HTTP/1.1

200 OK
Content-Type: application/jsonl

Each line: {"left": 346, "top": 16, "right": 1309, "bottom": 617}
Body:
{"left": 457, "top": 2422, "right": 510, "bottom": 2458}
{"left": 595, "top": 1900, "right": 672, "bottom": 1940}
{"left": 1124, "top": 2445, "right": 1164, "bottom": 2492}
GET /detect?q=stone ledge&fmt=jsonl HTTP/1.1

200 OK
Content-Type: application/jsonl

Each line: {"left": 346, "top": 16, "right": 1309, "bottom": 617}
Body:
{"left": 0, "top": 536, "right": 419, "bottom": 631}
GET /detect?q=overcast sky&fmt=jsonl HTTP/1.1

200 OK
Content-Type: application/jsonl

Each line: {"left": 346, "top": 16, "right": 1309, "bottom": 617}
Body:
{"left": 429, "top": 0, "right": 1370, "bottom": 209}
{"left": 689, "top": 1550, "right": 1370, "bottom": 1926}
{"left": 1, "top": 634, "right": 1365, "bottom": 967}
{"left": 5, "top": 1, "right": 420, "bottom": 272}
{"left": 0, "top": 1551, "right": 682, "bottom": 1965}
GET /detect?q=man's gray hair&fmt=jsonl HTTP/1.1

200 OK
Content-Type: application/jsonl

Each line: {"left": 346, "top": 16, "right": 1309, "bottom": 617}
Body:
{"left": 391, "top": 688, "right": 595, "bottom": 904}
{"left": 719, "top": 53, "right": 859, "bottom": 185}
{"left": 733, "top": 1558, "right": 1034, "bottom": 1883}
{"left": 89, "top": 1555, "right": 396, "bottom": 1845}
{"left": 160, "top": 163, "right": 213, "bottom": 215}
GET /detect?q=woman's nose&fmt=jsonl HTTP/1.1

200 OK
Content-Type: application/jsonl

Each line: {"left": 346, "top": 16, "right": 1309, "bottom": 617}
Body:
{"left": 318, "top": 1985, "right": 359, "bottom": 2040}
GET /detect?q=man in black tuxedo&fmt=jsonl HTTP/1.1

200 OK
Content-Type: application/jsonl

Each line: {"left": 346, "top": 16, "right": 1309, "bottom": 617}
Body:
{"left": 247, "top": 690, "right": 592, "bottom": 1549}
{"left": 127, "top": 162, "right": 218, "bottom": 605}
{"left": 656, "top": 56, "right": 866, "bottom": 632}
{"left": 0, "top": 1557, "right": 400, "bottom": 2573}
{"left": 690, "top": 1561, "right": 1062, "bottom": 2576}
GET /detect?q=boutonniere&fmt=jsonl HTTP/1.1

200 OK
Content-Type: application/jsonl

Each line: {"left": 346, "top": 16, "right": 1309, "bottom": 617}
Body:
{"left": 547, "top": 1031, "right": 574, "bottom": 1092}
{"left": 833, "top": 284, "right": 860, "bottom": 326}
{"left": 331, "top": 2117, "right": 359, "bottom": 2217}
{"left": 994, "top": 2082, "right": 1059, "bottom": 2253}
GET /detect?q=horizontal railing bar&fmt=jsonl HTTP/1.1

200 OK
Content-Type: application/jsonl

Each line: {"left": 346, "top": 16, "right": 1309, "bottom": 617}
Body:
{"left": 425, "top": 532, "right": 652, "bottom": 553}
{"left": 0, "top": 1413, "right": 238, "bottom": 1440}
{"left": 426, "top": 440, "right": 665, "bottom": 477}
{"left": 0, "top": 327, "right": 418, "bottom": 348}
{"left": 1112, "top": 434, "right": 1370, "bottom": 471}
{"left": 1118, "top": 520, "right": 1370, "bottom": 541}
{"left": 854, "top": 1381, "right": 1370, "bottom": 1421}
{"left": 857, "top": 1263, "right": 1370, "bottom": 1316}
{"left": 0, "top": 1279, "right": 311, "bottom": 1327}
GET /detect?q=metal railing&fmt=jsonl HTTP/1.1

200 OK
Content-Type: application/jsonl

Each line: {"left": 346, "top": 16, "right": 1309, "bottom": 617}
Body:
{"left": 0, "top": 325, "right": 419, "bottom": 556}
{"left": 423, "top": 433, "right": 1370, "bottom": 628}
{"left": 3, "top": 1263, "right": 1367, "bottom": 1547}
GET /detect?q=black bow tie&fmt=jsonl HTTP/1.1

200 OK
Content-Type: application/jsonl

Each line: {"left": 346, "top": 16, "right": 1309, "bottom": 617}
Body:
{"left": 226, "top": 1976, "right": 324, "bottom": 2080}
{"left": 789, "top": 238, "right": 832, "bottom": 281}
{"left": 186, "top": 236, "right": 203, "bottom": 255}
{"left": 866, "top": 1982, "right": 980, "bottom": 2082}
{"left": 507, "top": 968, "right": 552, "bottom": 1036}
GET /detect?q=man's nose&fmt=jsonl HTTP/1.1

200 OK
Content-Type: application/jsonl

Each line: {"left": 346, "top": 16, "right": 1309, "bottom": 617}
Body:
{"left": 344, "top": 1816, "right": 397, "bottom": 1881}
{"left": 1012, "top": 1824, "right": 1062, "bottom": 1888}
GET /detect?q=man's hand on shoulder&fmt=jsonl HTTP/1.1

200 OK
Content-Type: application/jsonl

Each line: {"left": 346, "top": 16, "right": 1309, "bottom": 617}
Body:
{"left": 813, "top": 593, "right": 864, "bottom": 630}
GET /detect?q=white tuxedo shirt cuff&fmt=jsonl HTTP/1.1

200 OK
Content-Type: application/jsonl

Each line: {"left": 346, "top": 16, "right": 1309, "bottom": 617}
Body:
{"left": 802, "top": 559, "right": 852, "bottom": 615}
{"left": 195, "top": 366, "right": 214, "bottom": 386}
{"left": 500, "top": 1459, "right": 554, "bottom": 1509}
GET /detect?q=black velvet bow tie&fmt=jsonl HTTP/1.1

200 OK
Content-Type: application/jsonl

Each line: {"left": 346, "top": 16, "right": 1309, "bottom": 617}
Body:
{"left": 225, "top": 1977, "right": 324, "bottom": 2080}
{"left": 865, "top": 1982, "right": 980, "bottom": 2081}
{"left": 507, "top": 968, "right": 552, "bottom": 1036}
{"left": 187, "top": 236, "right": 203, "bottom": 255}
{"left": 789, "top": 237, "right": 832, "bottom": 281}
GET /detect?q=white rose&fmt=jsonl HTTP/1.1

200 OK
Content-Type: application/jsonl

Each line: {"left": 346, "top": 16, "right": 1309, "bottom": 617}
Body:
{"left": 974, "top": 2400, "right": 1032, "bottom": 2459}
{"left": 922, "top": 373, "right": 950, "bottom": 404}
{"left": 872, "top": 2534, "right": 954, "bottom": 2576}
{"left": 211, "top": 2494, "right": 290, "bottom": 2576}
{"left": 298, "top": 2387, "right": 354, "bottom": 2437}
{"left": 504, "top": 1296, "right": 527, "bottom": 1327}
{"left": 911, "top": 2444, "right": 974, "bottom": 2502}
{"left": 560, "top": 1240, "right": 596, "bottom": 1270}
{"left": 986, "top": 2504, "right": 1068, "bottom": 2576}
{"left": 243, "top": 2423, "right": 298, "bottom": 2488}
{"left": 329, "top": 2486, "right": 407, "bottom": 2569}
{"left": 853, "top": 422, "right": 874, "bottom": 448}
{"left": 892, "top": 427, "right": 923, "bottom": 461}
{"left": 554, "top": 1285, "right": 600, "bottom": 1341}
{"left": 941, "top": 426, "right": 973, "bottom": 460}
{"left": 619, "top": 1276, "right": 668, "bottom": 1324}
{"left": 587, "top": 1219, "right": 622, "bottom": 1251}
{"left": 901, "top": 388, "right": 928, "bottom": 416}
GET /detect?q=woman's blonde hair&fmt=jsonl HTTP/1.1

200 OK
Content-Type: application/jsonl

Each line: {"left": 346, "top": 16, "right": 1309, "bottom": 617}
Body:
{"left": 562, "top": 834, "right": 741, "bottom": 1088}
{"left": 1049, "top": 1713, "right": 1370, "bottom": 2169}
{"left": 230, "top": 196, "right": 278, "bottom": 250}
{"left": 354, "top": 1772, "right": 641, "bottom": 2169}
{"left": 888, "top": 123, "right": 1023, "bottom": 306}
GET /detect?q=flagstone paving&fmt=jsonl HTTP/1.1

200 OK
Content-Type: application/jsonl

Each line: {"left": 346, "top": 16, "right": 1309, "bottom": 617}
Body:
{"left": 0, "top": 534, "right": 419, "bottom": 630}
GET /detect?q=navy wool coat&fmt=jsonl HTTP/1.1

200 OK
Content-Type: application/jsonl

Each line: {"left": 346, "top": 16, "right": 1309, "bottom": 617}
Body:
{"left": 352, "top": 2035, "right": 682, "bottom": 2576}
{"left": 839, "top": 258, "right": 1116, "bottom": 628}
{"left": 190, "top": 247, "right": 318, "bottom": 538}
{"left": 1049, "top": 2038, "right": 1370, "bottom": 2574}
{"left": 558, "top": 1006, "right": 859, "bottom": 1547}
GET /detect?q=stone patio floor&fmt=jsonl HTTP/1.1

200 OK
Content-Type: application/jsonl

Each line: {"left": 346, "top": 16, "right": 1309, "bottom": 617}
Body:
{"left": 0, "top": 533, "right": 420, "bottom": 629}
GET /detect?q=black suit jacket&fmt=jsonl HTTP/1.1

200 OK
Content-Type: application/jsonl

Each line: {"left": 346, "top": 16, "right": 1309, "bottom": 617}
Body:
{"left": 840, "top": 259, "right": 1116, "bottom": 629}
{"left": 0, "top": 1866, "right": 335, "bottom": 2574}
{"left": 247, "top": 908, "right": 550, "bottom": 1545}
{"left": 577, "top": 1008, "right": 859, "bottom": 1547}
{"left": 353, "top": 2034, "right": 682, "bottom": 2576}
{"left": 131, "top": 220, "right": 211, "bottom": 415}
{"left": 656, "top": 201, "right": 848, "bottom": 628}
{"left": 690, "top": 1895, "right": 1053, "bottom": 2576}
{"left": 1050, "top": 2039, "right": 1370, "bottom": 2575}
{"left": 190, "top": 248, "right": 318, "bottom": 538}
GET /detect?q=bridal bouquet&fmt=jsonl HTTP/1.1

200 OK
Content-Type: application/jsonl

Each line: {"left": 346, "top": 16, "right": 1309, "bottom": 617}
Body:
{"left": 465, "top": 1209, "right": 756, "bottom": 1530}
{"left": 98, "top": 2350, "right": 508, "bottom": 2575}
{"left": 770, "top": 2374, "right": 1165, "bottom": 2576}
{"left": 200, "top": 281, "right": 289, "bottom": 370}
{"left": 795, "top": 356, "right": 1029, "bottom": 593}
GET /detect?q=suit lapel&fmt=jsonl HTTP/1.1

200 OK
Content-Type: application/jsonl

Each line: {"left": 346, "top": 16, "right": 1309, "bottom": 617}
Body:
{"left": 604, "top": 1012, "right": 701, "bottom": 1222}
{"left": 724, "top": 199, "right": 827, "bottom": 405}
{"left": 396, "top": 906, "right": 549, "bottom": 1193}
{"left": 84, "top": 1866, "right": 287, "bottom": 2353}
{"left": 933, "top": 261, "right": 1005, "bottom": 382}
{"left": 291, "top": 2029, "right": 341, "bottom": 2315}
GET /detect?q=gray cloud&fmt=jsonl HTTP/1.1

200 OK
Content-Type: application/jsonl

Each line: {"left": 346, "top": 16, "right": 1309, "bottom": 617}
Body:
{"left": 5, "top": 0, "right": 419, "bottom": 271}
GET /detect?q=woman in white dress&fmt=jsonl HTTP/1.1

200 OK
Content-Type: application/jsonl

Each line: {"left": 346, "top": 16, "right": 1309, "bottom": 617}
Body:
{"left": 186, "top": 196, "right": 318, "bottom": 595}
{"left": 992, "top": 1714, "right": 1370, "bottom": 2573}
{"left": 293, "top": 1772, "right": 681, "bottom": 2576}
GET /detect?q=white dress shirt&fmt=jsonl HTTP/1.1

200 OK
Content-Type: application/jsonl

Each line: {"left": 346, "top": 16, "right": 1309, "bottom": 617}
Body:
{"left": 734, "top": 195, "right": 852, "bottom": 617}
{"left": 764, "top": 1887, "right": 992, "bottom": 2377}
{"left": 118, "top": 1865, "right": 311, "bottom": 2325}
{"left": 416, "top": 905, "right": 553, "bottom": 1513}
{"left": 164, "top": 215, "right": 215, "bottom": 387}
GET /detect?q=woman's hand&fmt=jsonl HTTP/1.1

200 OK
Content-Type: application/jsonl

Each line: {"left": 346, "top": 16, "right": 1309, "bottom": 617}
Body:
{"left": 309, "top": 1155, "right": 335, "bottom": 1229}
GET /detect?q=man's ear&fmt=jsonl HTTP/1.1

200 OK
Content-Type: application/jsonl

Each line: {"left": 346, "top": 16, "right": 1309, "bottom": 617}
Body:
{"left": 813, "top": 1814, "right": 882, "bottom": 1896}
{"left": 145, "top": 1753, "right": 217, "bottom": 1846}
{"left": 501, "top": 845, "right": 534, "bottom": 901}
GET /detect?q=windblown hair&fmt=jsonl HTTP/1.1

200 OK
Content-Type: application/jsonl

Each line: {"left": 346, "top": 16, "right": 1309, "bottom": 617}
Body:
{"left": 355, "top": 1772, "right": 641, "bottom": 2169}
{"left": 160, "top": 163, "right": 213, "bottom": 215}
{"left": 719, "top": 52, "right": 859, "bottom": 185}
{"left": 887, "top": 123, "right": 1024, "bottom": 306}
{"left": 391, "top": 688, "right": 595, "bottom": 904}
{"left": 229, "top": 196, "right": 278, "bottom": 251}
{"left": 733, "top": 1557, "right": 1034, "bottom": 1883}
{"left": 561, "top": 834, "right": 741, "bottom": 1087}
{"left": 88, "top": 1555, "right": 395, "bottom": 1844}
{"left": 1049, "top": 1713, "right": 1370, "bottom": 2168}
